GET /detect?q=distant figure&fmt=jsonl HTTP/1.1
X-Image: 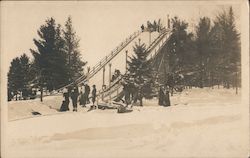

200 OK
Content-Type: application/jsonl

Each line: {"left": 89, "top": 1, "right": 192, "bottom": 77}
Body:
{"left": 85, "top": 83, "right": 90, "bottom": 104}
{"left": 91, "top": 85, "right": 97, "bottom": 105}
{"left": 141, "top": 24, "right": 145, "bottom": 32}
{"left": 60, "top": 88, "right": 70, "bottom": 111}
{"left": 79, "top": 92, "right": 85, "bottom": 107}
{"left": 79, "top": 84, "right": 86, "bottom": 107}
{"left": 71, "top": 86, "right": 79, "bottom": 112}
{"left": 111, "top": 74, "right": 116, "bottom": 82}
{"left": 123, "top": 84, "right": 130, "bottom": 106}
{"left": 163, "top": 85, "right": 171, "bottom": 107}
{"left": 158, "top": 85, "right": 164, "bottom": 106}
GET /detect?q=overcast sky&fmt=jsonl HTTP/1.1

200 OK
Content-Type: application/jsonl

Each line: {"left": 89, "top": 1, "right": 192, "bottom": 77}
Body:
{"left": 1, "top": 1, "right": 241, "bottom": 72}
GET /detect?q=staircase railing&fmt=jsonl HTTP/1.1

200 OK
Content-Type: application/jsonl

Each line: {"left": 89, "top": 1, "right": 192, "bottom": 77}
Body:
{"left": 55, "top": 30, "right": 142, "bottom": 92}
{"left": 97, "top": 28, "right": 172, "bottom": 102}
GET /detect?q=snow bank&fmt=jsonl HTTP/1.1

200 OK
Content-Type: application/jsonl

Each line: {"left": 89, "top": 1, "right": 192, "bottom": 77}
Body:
{"left": 8, "top": 95, "right": 63, "bottom": 121}
{"left": 4, "top": 88, "right": 248, "bottom": 158}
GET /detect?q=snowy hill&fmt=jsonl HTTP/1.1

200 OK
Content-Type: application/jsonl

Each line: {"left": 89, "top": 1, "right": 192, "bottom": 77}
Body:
{"left": 4, "top": 88, "right": 248, "bottom": 158}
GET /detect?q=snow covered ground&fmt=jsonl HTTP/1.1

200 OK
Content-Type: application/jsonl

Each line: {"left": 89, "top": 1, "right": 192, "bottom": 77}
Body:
{"left": 3, "top": 88, "right": 249, "bottom": 158}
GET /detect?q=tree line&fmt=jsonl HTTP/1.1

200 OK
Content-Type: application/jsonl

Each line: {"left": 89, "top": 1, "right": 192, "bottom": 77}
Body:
{"left": 8, "top": 6, "right": 240, "bottom": 102}
{"left": 156, "top": 6, "right": 240, "bottom": 89}
{"left": 8, "top": 16, "right": 86, "bottom": 101}
{"left": 122, "top": 6, "right": 240, "bottom": 106}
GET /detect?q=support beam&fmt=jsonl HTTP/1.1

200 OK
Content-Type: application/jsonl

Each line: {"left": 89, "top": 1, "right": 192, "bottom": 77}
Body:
{"left": 125, "top": 50, "right": 128, "bottom": 72}
{"left": 102, "top": 67, "right": 105, "bottom": 86}
{"left": 149, "top": 32, "right": 151, "bottom": 46}
{"left": 102, "top": 66, "right": 105, "bottom": 101}
{"left": 109, "top": 63, "right": 112, "bottom": 104}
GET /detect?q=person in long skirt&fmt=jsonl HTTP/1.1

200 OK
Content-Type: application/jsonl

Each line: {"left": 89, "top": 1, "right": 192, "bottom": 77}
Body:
{"left": 158, "top": 85, "right": 164, "bottom": 106}
{"left": 163, "top": 85, "right": 171, "bottom": 107}
{"left": 124, "top": 84, "right": 130, "bottom": 106}
{"left": 85, "top": 83, "right": 90, "bottom": 104}
{"left": 60, "top": 88, "right": 70, "bottom": 111}
{"left": 71, "top": 86, "right": 79, "bottom": 112}
{"left": 91, "top": 85, "right": 97, "bottom": 106}
{"left": 79, "top": 85, "right": 86, "bottom": 107}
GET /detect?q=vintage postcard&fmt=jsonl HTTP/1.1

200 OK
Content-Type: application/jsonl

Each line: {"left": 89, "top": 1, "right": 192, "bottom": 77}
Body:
{"left": 1, "top": 0, "right": 249, "bottom": 157}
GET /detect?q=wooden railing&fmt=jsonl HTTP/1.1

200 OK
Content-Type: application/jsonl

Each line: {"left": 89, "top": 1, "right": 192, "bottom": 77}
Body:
{"left": 55, "top": 30, "right": 141, "bottom": 93}
{"left": 98, "top": 28, "right": 172, "bottom": 101}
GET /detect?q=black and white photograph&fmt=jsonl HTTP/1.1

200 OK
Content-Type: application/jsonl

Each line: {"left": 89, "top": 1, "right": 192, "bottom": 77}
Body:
{"left": 0, "top": 1, "right": 249, "bottom": 157}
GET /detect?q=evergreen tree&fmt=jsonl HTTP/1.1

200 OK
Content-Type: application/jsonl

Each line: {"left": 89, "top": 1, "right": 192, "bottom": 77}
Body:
{"left": 30, "top": 18, "right": 69, "bottom": 92}
{"left": 8, "top": 57, "right": 22, "bottom": 100}
{"left": 63, "top": 16, "right": 86, "bottom": 81}
{"left": 125, "top": 41, "right": 154, "bottom": 105}
{"left": 7, "top": 53, "right": 32, "bottom": 100}
{"left": 166, "top": 17, "right": 196, "bottom": 81}
{"left": 19, "top": 54, "right": 32, "bottom": 98}
{"left": 211, "top": 6, "right": 240, "bottom": 88}
{"left": 196, "top": 17, "right": 211, "bottom": 88}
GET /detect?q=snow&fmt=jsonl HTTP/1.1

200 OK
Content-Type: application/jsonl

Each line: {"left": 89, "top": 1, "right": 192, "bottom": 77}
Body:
{"left": 3, "top": 88, "right": 249, "bottom": 158}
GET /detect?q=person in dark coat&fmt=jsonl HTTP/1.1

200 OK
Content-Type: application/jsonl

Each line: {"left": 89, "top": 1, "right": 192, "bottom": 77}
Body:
{"left": 141, "top": 24, "right": 145, "bottom": 32}
{"left": 60, "top": 88, "right": 70, "bottom": 111}
{"left": 79, "top": 91, "right": 85, "bottom": 106}
{"left": 91, "top": 85, "right": 97, "bottom": 106}
{"left": 85, "top": 83, "right": 90, "bottom": 104}
{"left": 123, "top": 84, "right": 130, "bottom": 106}
{"left": 163, "top": 85, "right": 171, "bottom": 107}
{"left": 71, "top": 86, "right": 79, "bottom": 112}
{"left": 158, "top": 85, "right": 164, "bottom": 106}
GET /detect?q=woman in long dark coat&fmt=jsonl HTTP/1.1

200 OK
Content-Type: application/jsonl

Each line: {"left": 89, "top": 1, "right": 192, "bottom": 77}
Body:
{"left": 91, "top": 85, "right": 97, "bottom": 105}
{"left": 158, "top": 85, "right": 164, "bottom": 106}
{"left": 163, "top": 85, "right": 171, "bottom": 107}
{"left": 79, "top": 92, "right": 85, "bottom": 106}
{"left": 71, "top": 87, "right": 79, "bottom": 112}
{"left": 60, "top": 88, "right": 70, "bottom": 111}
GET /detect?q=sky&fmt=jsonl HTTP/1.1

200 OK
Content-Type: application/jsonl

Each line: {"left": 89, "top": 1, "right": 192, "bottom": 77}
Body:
{"left": 1, "top": 1, "right": 241, "bottom": 73}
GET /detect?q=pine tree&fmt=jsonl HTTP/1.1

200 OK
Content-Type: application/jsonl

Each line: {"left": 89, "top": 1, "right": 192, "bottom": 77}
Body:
{"left": 8, "top": 54, "right": 34, "bottom": 100}
{"left": 30, "top": 18, "right": 69, "bottom": 93}
{"left": 196, "top": 17, "right": 211, "bottom": 88}
{"left": 211, "top": 6, "right": 240, "bottom": 88}
{"left": 126, "top": 41, "right": 154, "bottom": 105}
{"left": 8, "top": 57, "right": 22, "bottom": 100}
{"left": 165, "top": 17, "right": 196, "bottom": 84}
{"left": 63, "top": 16, "right": 86, "bottom": 81}
{"left": 19, "top": 54, "right": 32, "bottom": 98}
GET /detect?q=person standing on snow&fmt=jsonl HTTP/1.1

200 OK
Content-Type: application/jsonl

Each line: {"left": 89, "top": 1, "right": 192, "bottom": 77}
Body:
{"left": 163, "top": 85, "right": 171, "bottom": 107}
{"left": 60, "top": 88, "right": 70, "bottom": 111}
{"left": 79, "top": 84, "right": 86, "bottom": 107}
{"left": 85, "top": 83, "right": 90, "bottom": 104}
{"left": 91, "top": 85, "right": 97, "bottom": 106}
{"left": 71, "top": 86, "right": 79, "bottom": 112}
{"left": 141, "top": 24, "right": 145, "bottom": 32}
{"left": 158, "top": 85, "right": 164, "bottom": 106}
{"left": 123, "top": 83, "right": 130, "bottom": 106}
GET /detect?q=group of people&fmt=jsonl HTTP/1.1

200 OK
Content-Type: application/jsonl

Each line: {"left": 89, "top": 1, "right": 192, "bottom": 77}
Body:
{"left": 60, "top": 83, "right": 97, "bottom": 112}
{"left": 119, "top": 80, "right": 171, "bottom": 107}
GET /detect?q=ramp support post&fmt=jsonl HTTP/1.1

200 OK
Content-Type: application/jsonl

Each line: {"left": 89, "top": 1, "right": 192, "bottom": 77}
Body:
{"left": 109, "top": 63, "right": 112, "bottom": 105}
